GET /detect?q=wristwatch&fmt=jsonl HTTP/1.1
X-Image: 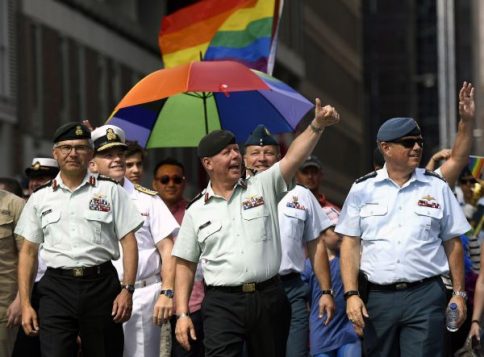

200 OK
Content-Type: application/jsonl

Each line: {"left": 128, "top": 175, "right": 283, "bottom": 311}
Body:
{"left": 321, "top": 289, "right": 334, "bottom": 296}
{"left": 121, "top": 284, "right": 135, "bottom": 294}
{"left": 160, "top": 289, "right": 174, "bottom": 298}
{"left": 452, "top": 290, "right": 467, "bottom": 300}
{"left": 344, "top": 290, "right": 360, "bottom": 300}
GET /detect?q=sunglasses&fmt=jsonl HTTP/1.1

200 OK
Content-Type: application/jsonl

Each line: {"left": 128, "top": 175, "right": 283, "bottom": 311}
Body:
{"left": 460, "top": 179, "right": 475, "bottom": 185}
{"left": 388, "top": 138, "right": 424, "bottom": 149}
{"left": 157, "top": 175, "right": 185, "bottom": 185}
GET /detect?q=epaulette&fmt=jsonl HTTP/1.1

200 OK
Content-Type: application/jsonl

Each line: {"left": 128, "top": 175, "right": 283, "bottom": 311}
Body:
{"left": 186, "top": 191, "right": 204, "bottom": 210}
{"left": 424, "top": 170, "right": 446, "bottom": 182}
{"left": 33, "top": 180, "right": 52, "bottom": 193}
{"left": 134, "top": 184, "right": 157, "bottom": 196}
{"left": 97, "top": 175, "right": 119, "bottom": 184}
{"left": 354, "top": 171, "right": 377, "bottom": 184}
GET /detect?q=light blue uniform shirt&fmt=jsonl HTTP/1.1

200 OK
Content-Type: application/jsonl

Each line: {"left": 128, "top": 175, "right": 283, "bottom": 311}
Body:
{"left": 172, "top": 162, "right": 292, "bottom": 286}
{"left": 278, "top": 184, "right": 333, "bottom": 275}
{"left": 335, "top": 167, "right": 471, "bottom": 284}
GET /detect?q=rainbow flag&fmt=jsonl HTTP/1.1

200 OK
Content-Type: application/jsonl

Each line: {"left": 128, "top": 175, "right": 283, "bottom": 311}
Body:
{"left": 159, "top": 0, "right": 282, "bottom": 73}
{"left": 468, "top": 155, "right": 484, "bottom": 179}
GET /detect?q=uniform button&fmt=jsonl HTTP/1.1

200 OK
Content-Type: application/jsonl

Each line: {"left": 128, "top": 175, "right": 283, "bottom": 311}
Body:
{"left": 397, "top": 259, "right": 400, "bottom": 263}
{"left": 398, "top": 206, "right": 402, "bottom": 210}
{"left": 398, "top": 224, "right": 402, "bottom": 227}
{"left": 397, "top": 241, "right": 401, "bottom": 244}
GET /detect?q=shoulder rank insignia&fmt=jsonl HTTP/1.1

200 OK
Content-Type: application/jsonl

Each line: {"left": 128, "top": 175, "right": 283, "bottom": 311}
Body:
{"left": 134, "top": 184, "right": 157, "bottom": 196}
{"left": 355, "top": 171, "right": 377, "bottom": 184}
{"left": 186, "top": 191, "right": 204, "bottom": 210}
{"left": 424, "top": 170, "right": 446, "bottom": 182}
{"left": 33, "top": 180, "right": 53, "bottom": 193}
{"left": 97, "top": 175, "right": 119, "bottom": 184}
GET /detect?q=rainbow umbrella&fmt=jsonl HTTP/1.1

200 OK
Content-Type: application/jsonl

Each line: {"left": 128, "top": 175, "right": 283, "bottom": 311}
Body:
{"left": 107, "top": 60, "right": 313, "bottom": 147}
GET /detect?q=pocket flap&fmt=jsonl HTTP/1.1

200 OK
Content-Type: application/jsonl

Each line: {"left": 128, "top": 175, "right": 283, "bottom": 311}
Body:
{"left": 85, "top": 210, "right": 113, "bottom": 223}
{"left": 242, "top": 207, "right": 269, "bottom": 221}
{"left": 283, "top": 207, "right": 306, "bottom": 221}
{"left": 414, "top": 205, "right": 443, "bottom": 219}
{"left": 360, "top": 203, "right": 387, "bottom": 217}
{"left": 41, "top": 211, "right": 61, "bottom": 228}
{"left": 198, "top": 221, "right": 222, "bottom": 242}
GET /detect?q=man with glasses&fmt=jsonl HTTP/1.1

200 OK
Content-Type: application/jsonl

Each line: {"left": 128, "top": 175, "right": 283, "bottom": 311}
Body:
{"left": 89, "top": 125, "right": 179, "bottom": 357}
{"left": 15, "top": 122, "right": 143, "bottom": 356}
{"left": 337, "top": 117, "right": 471, "bottom": 356}
{"left": 153, "top": 158, "right": 206, "bottom": 357}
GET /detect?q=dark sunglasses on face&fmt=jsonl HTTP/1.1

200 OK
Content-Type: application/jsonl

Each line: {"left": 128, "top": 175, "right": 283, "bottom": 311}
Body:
{"left": 158, "top": 175, "right": 185, "bottom": 185}
{"left": 389, "top": 137, "right": 424, "bottom": 149}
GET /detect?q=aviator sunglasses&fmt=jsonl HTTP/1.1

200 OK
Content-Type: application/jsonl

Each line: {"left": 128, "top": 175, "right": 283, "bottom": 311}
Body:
{"left": 157, "top": 175, "right": 185, "bottom": 185}
{"left": 388, "top": 137, "right": 424, "bottom": 149}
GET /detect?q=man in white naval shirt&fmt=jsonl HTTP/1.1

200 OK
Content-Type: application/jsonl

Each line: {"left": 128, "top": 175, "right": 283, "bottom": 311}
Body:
{"left": 243, "top": 125, "right": 335, "bottom": 357}
{"left": 90, "top": 125, "right": 179, "bottom": 357}
{"left": 337, "top": 117, "right": 471, "bottom": 356}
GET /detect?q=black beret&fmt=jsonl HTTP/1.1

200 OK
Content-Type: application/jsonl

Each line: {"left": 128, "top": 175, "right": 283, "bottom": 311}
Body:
{"left": 244, "top": 124, "right": 279, "bottom": 147}
{"left": 53, "top": 122, "right": 91, "bottom": 143}
{"left": 377, "top": 117, "right": 421, "bottom": 141}
{"left": 197, "top": 130, "right": 236, "bottom": 158}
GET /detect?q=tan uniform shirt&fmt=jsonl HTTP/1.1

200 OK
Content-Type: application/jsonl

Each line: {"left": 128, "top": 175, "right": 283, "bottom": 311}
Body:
{"left": 172, "top": 163, "right": 292, "bottom": 286}
{"left": 15, "top": 173, "right": 143, "bottom": 269}
{"left": 0, "top": 190, "right": 25, "bottom": 323}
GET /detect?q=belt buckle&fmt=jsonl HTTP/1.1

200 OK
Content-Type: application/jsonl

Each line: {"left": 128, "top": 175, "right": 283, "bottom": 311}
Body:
{"left": 395, "top": 282, "right": 407, "bottom": 290}
{"left": 242, "top": 283, "right": 256, "bottom": 293}
{"left": 73, "top": 267, "right": 84, "bottom": 277}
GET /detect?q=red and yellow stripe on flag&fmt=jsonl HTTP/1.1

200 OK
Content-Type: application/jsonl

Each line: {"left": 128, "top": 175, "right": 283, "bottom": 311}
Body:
{"left": 468, "top": 155, "right": 484, "bottom": 179}
{"left": 159, "top": 0, "right": 281, "bottom": 73}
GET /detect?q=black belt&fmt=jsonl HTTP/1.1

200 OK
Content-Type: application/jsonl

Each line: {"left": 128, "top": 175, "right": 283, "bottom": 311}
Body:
{"left": 206, "top": 275, "right": 280, "bottom": 293}
{"left": 279, "top": 272, "right": 301, "bottom": 282}
{"left": 47, "top": 261, "right": 112, "bottom": 278}
{"left": 368, "top": 276, "right": 439, "bottom": 291}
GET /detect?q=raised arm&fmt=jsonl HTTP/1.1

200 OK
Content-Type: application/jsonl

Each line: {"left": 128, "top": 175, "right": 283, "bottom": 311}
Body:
{"left": 438, "top": 82, "right": 475, "bottom": 187}
{"left": 279, "top": 98, "right": 340, "bottom": 184}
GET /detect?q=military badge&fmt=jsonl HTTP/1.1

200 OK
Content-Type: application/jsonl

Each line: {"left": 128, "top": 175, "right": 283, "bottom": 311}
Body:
{"left": 32, "top": 161, "right": 41, "bottom": 170}
{"left": 106, "top": 128, "right": 117, "bottom": 141}
{"left": 89, "top": 193, "right": 111, "bottom": 212}
{"left": 417, "top": 194, "right": 440, "bottom": 209}
{"left": 242, "top": 195, "right": 265, "bottom": 210}
{"left": 75, "top": 125, "right": 83, "bottom": 136}
{"left": 286, "top": 196, "right": 305, "bottom": 210}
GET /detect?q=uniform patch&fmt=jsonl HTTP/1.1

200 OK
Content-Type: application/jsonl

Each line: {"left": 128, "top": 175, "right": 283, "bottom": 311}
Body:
{"left": 41, "top": 209, "right": 52, "bottom": 217}
{"left": 199, "top": 221, "right": 211, "bottom": 230}
{"left": 286, "top": 196, "right": 306, "bottom": 210}
{"left": 242, "top": 195, "right": 264, "bottom": 210}
{"left": 89, "top": 193, "right": 111, "bottom": 212}
{"left": 417, "top": 194, "right": 440, "bottom": 209}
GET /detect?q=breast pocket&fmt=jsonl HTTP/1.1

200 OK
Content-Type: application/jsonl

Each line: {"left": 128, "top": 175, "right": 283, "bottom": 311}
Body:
{"left": 242, "top": 206, "right": 269, "bottom": 242}
{"left": 85, "top": 211, "right": 113, "bottom": 243}
{"left": 197, "top": 221, "right": 222, "bottom": 245}
{"left": 414, "top": 206, "right": 443, "bottom": 241}
{"left": 359, "top": 203, "right": 387, "bottom": 240}
{"left": 282, "top": 208, "right": 306, "bottom": 241}
{"left": 0, "top": 215, "right": 13, "bottom": 240}
{"left": 41, "top": 211, "right": 61, "bottom": 245}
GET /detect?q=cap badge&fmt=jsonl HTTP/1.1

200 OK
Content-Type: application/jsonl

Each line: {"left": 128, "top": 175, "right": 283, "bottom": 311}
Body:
{"left": 32, "top": 161, "right": 41, "bottom": 170}
{"left": 264, "top": 128, "right": 271, "bottom": 135}
{"left": 106, "top": 128, "right": 117, "bottom": 141}
{"left": 75, "top": 126, "right": 83, "bottom": 136}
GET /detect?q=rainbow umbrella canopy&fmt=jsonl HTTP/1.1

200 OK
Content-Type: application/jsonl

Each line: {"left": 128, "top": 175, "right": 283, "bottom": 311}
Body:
{"left": 108, "top": 60, "right": 313, "bottom": 148}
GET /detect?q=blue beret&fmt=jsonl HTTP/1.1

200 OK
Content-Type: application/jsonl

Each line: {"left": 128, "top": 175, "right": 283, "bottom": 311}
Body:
{"left": 376, "top": 117, "right": 421, "bottom": 141}
{"left": 53, "top": 122, "right": 91, "bottom": 143}
{"left": 244, "top": 125, "right": 278, "bottom": 147}
{"left": 197, "top": 130, "right": 236, "bottom": 157}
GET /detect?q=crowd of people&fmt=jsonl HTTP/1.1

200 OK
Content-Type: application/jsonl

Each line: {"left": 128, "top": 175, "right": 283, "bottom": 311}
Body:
{"left": 0, "top": 82, "right": 482, "bottom": 357}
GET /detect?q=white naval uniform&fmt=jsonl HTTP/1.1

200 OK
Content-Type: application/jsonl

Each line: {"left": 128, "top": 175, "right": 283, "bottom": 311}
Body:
{"left": 113, "top": 179, "right": 179, "bottom": 357}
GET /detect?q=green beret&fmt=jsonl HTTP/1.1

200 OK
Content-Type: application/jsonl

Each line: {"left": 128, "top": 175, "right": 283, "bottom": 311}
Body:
{"left": 377, "top": 117, "right": 421, "bottom": 141}
{"left": 244, "top": 124, "right": 279, "bottom": 147}
{"left": 53, "top": 122, "right": 91, "bottom": 143}
{"left": 197, "top": 130, "right": 236, "bottom": 158}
